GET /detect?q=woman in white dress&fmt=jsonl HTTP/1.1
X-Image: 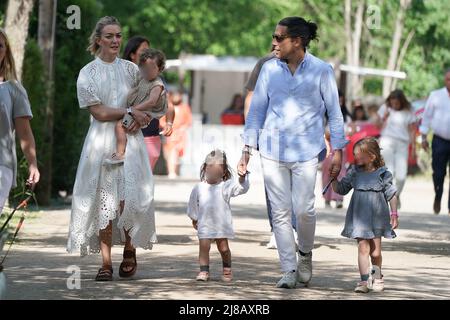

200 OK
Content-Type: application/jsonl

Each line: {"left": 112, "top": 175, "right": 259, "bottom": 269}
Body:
{"left": 375, "top": 89, "right": 416, "bottom": 209}
{"left": 67, "top": 16, "right": 157, "bottom": 281}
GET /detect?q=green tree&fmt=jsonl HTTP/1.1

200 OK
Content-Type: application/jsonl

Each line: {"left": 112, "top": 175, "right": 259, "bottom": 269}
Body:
{"left": 51, "top": 0, "right": 103, "bottom": 194}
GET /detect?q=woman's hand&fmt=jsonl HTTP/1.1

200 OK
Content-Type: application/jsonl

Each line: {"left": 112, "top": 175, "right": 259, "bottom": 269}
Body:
{"left": 161, "top": 122, "right": 173, "bottom": 136}
{"left": 131, "top": 108, "right": 151, "bottom": 127}
{"left": 27, "top": 163, "right": 40, "bottom": 186}
{"left": 124, "top": 120, "right": 140, "bottom": 134}
{"left": 192, "top": 220, "right": 198, "bottom": 230}
{"left": 390, "top": 215, "right": 399, "bottom": 229}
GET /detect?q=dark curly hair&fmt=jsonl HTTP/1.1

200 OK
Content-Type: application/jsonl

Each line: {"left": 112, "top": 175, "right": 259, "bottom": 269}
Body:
{"left": 278, "top": 16, "right": 318, "bottom": 50}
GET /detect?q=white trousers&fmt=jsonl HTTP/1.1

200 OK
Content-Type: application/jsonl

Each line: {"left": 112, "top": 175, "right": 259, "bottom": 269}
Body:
{"left": 0, "top": 165, "right": 13, "bottom": 216}
{"left": 261, "top": 156, "right": 318, "bottom": 273}
{"left": 380, "top": 136, "right": 409, "bottom": 196}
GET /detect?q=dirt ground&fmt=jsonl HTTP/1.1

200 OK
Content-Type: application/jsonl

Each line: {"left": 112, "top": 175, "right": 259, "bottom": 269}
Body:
{"left": 3, "top": 174, "right": 450, "bottom": 300}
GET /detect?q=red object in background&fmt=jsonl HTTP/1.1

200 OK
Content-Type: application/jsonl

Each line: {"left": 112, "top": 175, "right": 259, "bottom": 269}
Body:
{"left": 346, "top": 122, "right": 381, "bottom": 165}
{"left": 221, "top": 113, "right": 245, "bottom": 125}
{"left": 346, "top": 121, "right": 419, "bottom": 168}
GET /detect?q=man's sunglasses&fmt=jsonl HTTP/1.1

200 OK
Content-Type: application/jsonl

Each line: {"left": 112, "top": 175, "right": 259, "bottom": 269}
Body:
{"left": 272, "top": 33, "right": 290, "bottom": 43}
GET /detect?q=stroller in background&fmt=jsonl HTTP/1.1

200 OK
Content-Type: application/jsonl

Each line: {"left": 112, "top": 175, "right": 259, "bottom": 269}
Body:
{"left": 0, "top": 183, "right": 35, "bottom": 300}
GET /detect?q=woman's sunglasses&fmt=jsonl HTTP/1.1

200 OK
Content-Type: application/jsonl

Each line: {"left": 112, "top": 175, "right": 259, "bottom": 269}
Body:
{"left": 272, "top": 33, "right": 290, "bottom": 43}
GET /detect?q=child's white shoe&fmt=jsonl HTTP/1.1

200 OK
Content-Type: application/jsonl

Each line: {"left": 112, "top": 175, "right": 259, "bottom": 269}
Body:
{"left": 196, "top": 271, "right": 209, "bottom": 281}
{"left": 370, "top": 266, "right": 384, "bottom": 291}
{"left": 221, "top": 268, "right": 233, "bottom": 282}
{"left": 372, "top": 277, "right": 385, "bottom": 292}
{"left": 354, "top": 281, "right": 369, "bottom": 293}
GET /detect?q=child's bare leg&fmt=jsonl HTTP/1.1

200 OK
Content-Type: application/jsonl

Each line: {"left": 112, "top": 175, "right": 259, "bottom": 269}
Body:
{"left": 115, "top": 120, "right": 127, "bottom": 158}
{"left": 216, "top": 239, "right": 231, "bottom": 268}
{"left": 369, "top": 238, "right": 382, "bottom": 268}
{"left": 369, "top": 238, "right": 382, "bottom": 278}
{"left": 357, "top": 239, "right": 371, "bottom": 281}
{"left": 199, "top": 239, "right": 211, "bottom": 270}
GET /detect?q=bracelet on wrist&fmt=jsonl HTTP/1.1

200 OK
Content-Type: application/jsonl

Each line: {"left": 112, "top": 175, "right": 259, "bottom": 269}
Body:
{"left": 390, "top": 211, "right": 398, "bottom": 217}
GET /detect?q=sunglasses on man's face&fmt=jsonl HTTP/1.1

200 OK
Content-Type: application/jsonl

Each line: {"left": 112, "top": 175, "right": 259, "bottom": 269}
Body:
{"left": 272, "top": 33, "right": 290, "bottom": 43}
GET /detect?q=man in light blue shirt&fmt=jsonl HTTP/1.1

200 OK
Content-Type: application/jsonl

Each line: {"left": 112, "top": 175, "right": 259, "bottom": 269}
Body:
{"left": 420, "top": 68, "right": 450, "bottom": 215}
{"left": 238, "top": 17, "right": 347, "bottom": 289}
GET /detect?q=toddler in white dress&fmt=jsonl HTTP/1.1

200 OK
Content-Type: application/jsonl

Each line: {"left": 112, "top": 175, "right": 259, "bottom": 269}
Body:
{"left": 187, "top": 149, "right": 249, "bottom": 282}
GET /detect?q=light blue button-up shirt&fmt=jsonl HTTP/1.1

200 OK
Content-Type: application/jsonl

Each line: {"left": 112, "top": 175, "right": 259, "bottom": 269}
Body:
{"left": 243, "top": 51, "right": 347, "bottom": 162}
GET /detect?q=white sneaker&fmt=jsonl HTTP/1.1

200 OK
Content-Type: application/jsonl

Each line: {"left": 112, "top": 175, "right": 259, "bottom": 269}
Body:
{"left": 372, "top": 277, "right": 384, "bottom": 292}
{"left": 355, "top": 281, "right": 369, "bottom": 293}
{"left": 266, "top": 233, "right": 277, "bottom": 249}
{"left": 276, "top": 270, "right": 297, "bottom": 289}
{"left": 370, "top": 266, "right": 384, "bottom": 291}
{"left": 196, "top": 271, "right": 210, "bottom": 281}
{"left": 297, "top": 251, "right": 313, "bottom": 284}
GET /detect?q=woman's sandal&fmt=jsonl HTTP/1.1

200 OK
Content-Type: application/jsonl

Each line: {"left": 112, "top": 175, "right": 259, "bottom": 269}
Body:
{"left": 95, "top": 265, "right": 113, "bottom": 281}
{"left": 119, "top": 249, "right": 137, "bottom": 278}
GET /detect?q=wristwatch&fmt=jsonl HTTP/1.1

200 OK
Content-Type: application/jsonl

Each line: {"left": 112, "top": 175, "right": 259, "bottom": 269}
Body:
{"left": 126, "top": 107, "right": 133, "bottom": 115}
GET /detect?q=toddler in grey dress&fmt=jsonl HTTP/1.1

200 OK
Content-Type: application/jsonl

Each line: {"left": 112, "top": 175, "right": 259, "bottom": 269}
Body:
{"left": 331, "top": 137, "right": 399, "bottom": 294}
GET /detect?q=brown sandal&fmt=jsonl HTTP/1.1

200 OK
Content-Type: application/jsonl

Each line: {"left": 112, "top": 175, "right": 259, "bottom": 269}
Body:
{"left": 95, "top": 265, "right": 113, "bottom": 281}
{"left": 119, "top": 249, "right": 137, "bottom": 278}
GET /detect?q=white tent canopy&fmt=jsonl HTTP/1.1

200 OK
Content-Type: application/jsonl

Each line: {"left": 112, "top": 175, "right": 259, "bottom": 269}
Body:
{"left": 166, "top": 55, "right": 259, "bottom": 72}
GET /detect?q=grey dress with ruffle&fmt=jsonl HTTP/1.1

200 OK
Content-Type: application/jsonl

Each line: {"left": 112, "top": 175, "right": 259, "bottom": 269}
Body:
{"left": 335, "top": 165, "right": 397, "bottom": 239}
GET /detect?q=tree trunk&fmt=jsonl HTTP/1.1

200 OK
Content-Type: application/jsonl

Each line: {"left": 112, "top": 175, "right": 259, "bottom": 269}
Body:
{"left": 344, "top": 0, "right": 366, "bottom": 103}
{"left": 391, "top": 29, "right": 415, "bottom": 91}
{"left": 351, "top": 0, "right": 365, "bottom": 99}
{"left": 4, "top": 0, "right": 35, "bottom": 81}
{"left": 382, "top": 0, "right": 411, "bottom": 97}
{"left": 344, "top": 0, "right": 353, "bottom": 102}
{"left": 35, "top": 0, "right": 57, "bottom": 205}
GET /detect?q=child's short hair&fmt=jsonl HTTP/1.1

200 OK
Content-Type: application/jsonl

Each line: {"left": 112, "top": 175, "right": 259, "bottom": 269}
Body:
{"left": 353, "top": 137, "right": 385, "bottom": 169}
{"left": 139, "top": 48, "right": 166, "bottom": 71}
{"left": 200, "top": 149, "right": 232, "bottom": 182}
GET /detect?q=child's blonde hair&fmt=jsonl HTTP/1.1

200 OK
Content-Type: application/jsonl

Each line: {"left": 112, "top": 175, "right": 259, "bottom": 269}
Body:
{"left": 200, "top": 149, "right": 232, "bottom": 182}
{"left": 0, "top": 29, "right": 18, "bottom": 81}
{"left": 353, "top": 137, "right": 385, "bottom": 169}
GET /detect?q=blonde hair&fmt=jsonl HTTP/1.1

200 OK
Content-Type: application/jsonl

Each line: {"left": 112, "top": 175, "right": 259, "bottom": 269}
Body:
{"left": 353, "top": 137, "right": 385, "bottom": 169}
{"left": 87, "top": 16, "right": 121, "bottom": 56}
{"left": 0, "top": 28, "right": 18, "bottom": 81}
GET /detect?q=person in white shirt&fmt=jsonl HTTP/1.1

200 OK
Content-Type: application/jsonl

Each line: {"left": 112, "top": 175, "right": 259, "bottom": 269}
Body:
{"left": 0, "top": 29, "right": 40, "bottom": 215}
{"left": 420, "top": 69, "right": 450, "bottom": 215}
{"left": 376, "top": 89, "right": 416, "bottom": 208}
{"left": 187, "top": 149, "right": 249, "bottom": 282}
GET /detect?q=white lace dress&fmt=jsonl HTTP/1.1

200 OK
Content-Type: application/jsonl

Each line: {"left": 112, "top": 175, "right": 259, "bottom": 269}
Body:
{"left": 67, "top": 57, "right": 157, "bottom": 256}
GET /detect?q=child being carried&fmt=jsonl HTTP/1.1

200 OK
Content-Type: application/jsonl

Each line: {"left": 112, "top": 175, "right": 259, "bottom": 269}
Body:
{"left": 105, "top": 48, "right": 168, "bottom": 165}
